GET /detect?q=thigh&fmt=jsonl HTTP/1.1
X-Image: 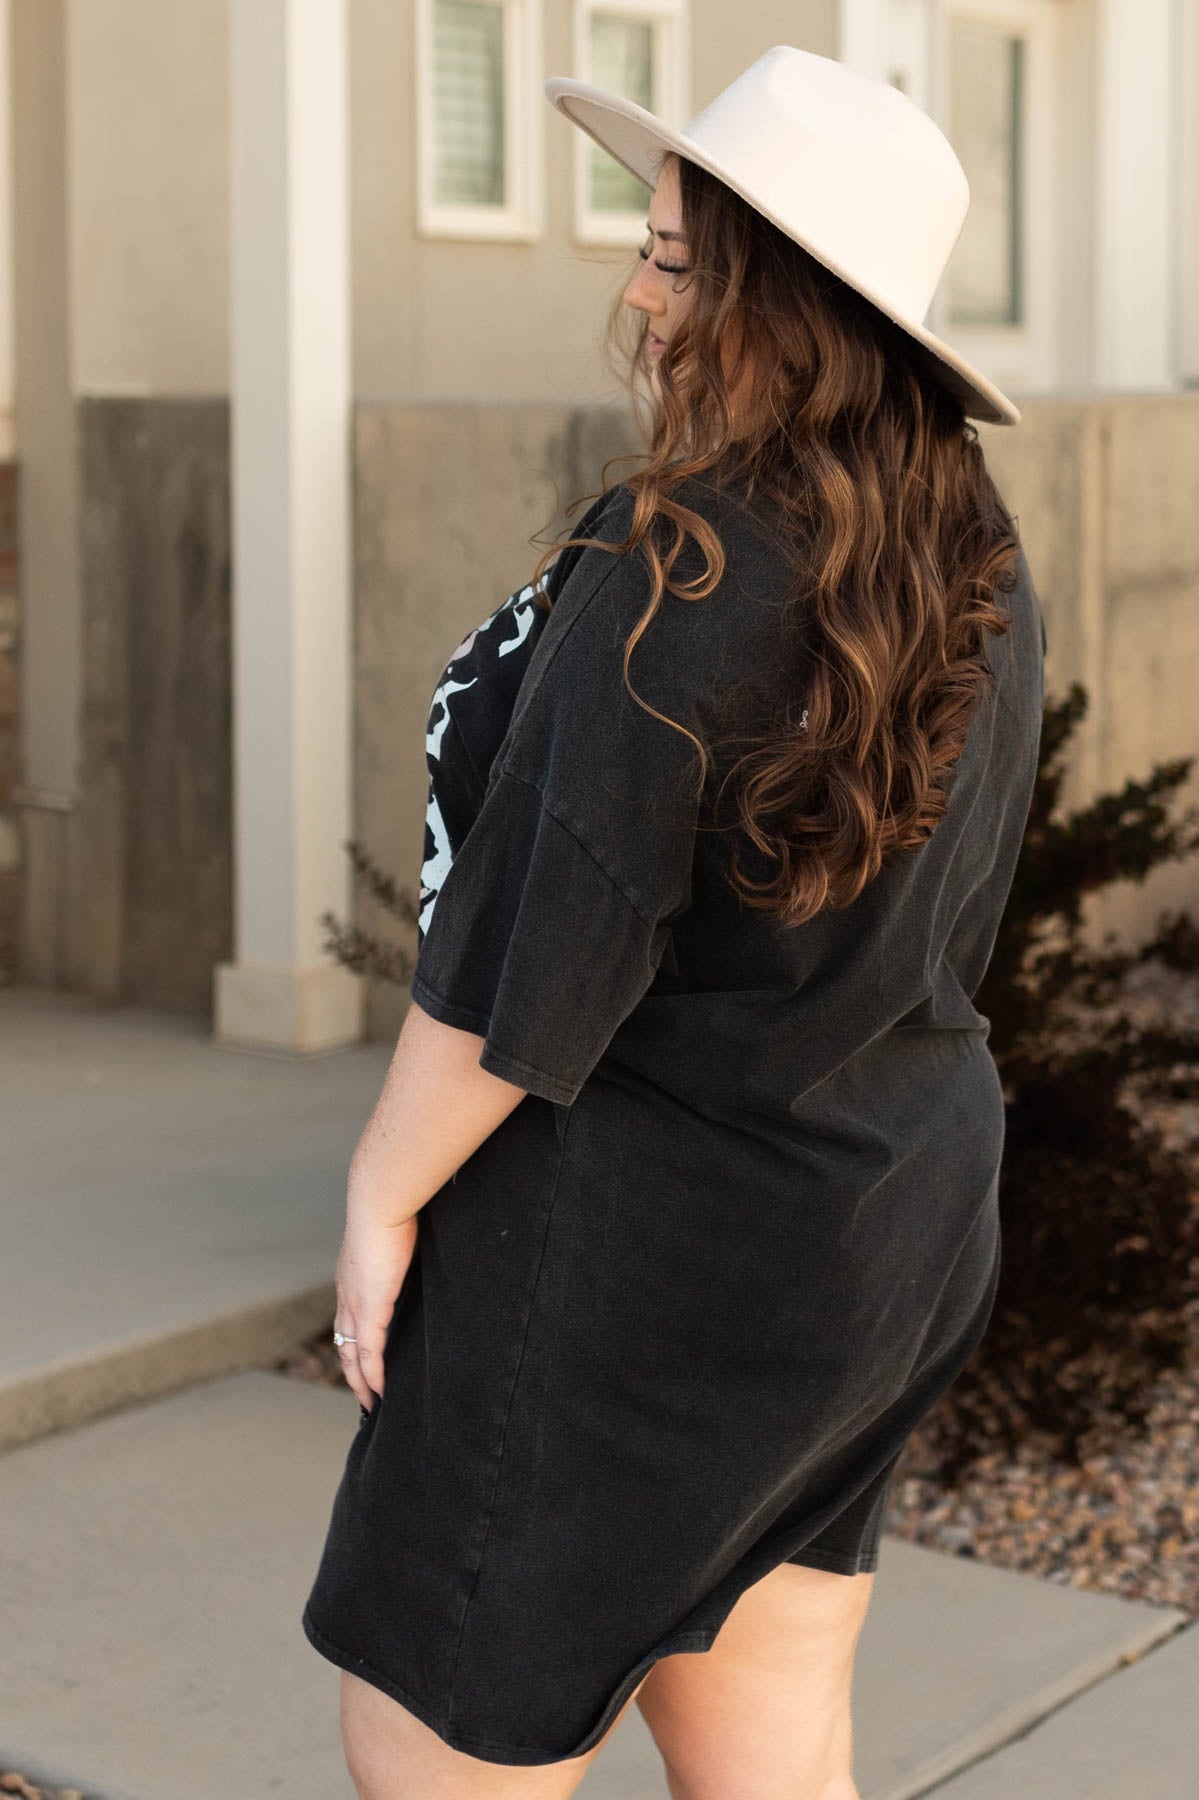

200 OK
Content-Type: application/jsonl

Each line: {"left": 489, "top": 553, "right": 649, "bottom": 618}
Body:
{"left": 340, "top": 1668, "right": 651, "bottom": 1800}
{"left": 635, "top": 1561, "right": 876, "bottom": 1800}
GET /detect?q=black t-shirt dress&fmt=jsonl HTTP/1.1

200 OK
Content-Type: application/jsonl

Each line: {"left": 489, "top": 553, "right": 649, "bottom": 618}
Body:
{"left": 302, "top": 473, "right": 1048, "bottom": 1765}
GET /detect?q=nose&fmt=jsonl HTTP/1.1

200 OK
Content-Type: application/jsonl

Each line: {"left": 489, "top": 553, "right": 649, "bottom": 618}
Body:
{"left": 622, "top": 260, "right": 666, "bottom": 320}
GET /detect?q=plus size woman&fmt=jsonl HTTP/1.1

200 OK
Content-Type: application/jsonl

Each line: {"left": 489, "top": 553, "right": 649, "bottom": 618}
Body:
{"left": 302, "top": 46, "right": 1047, "bottom": 1800}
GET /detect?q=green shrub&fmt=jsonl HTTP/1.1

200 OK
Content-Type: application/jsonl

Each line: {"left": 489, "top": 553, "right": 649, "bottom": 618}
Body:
{"left": 938, "top": 681, "right": 1199, "bottom": 1479}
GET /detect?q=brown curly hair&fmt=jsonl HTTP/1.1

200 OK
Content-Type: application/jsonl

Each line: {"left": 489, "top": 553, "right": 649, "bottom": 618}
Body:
{"left": 524, "top": 152, "right": 1023, "bottom": 928}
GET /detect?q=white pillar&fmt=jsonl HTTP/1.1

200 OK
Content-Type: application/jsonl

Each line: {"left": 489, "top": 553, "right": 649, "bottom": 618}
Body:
{"left": 1093, "top": 0, "right": 1177, "bottom": 391}
{"left": 216, "top": 0, "right": 361, "bottom": 1053}
{"left": 0, "top": 0, "right": 14, "bottom": 461}
{"left": 1177, "top": 0, "right": 1199, "bottom": 385}
{"left": 838, "top": 2, "right": 938, "bottom": 112}
{"left": 837, "top": 0, "right": 894, "bottom": 82}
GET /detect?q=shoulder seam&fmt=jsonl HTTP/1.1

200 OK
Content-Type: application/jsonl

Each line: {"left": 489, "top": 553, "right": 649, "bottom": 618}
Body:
{"left": 496, "top": 504, "right": 642, "bottom": 755}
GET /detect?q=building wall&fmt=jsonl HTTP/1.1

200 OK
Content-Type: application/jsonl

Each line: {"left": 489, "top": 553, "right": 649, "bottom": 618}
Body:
{"left": 0, "top": 456, "right": 17, "bottom": 978}
{"left": 66, "top": 0, "right": 835, "bottom": 401}
{"left": 0, "top": 0, "right": 15, "bottom": 459}
{"left": 9, "top": 1, "right": 1199, "bottom": 1005}
{"left": 983, "top": 394, "right": 1199, "bottom": 952}
{"left": 49, "top": 0, "right": 1199, "bottom": 404}
{"left": 67, "top": 0, "right": 229, "bottom": 398}
{"left": 10, "top": 0, "right": 82, "bottom": 984}
{"left": 72, "top": 398, "right": 232, "bottom": 1007}
{"left": 0, "top": 3, "right": 16, "bottom": 980}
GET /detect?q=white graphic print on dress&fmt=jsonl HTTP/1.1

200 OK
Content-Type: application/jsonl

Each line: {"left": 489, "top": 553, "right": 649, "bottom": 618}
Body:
{"left": 419, "top": 581, "right": 545, "bottom": 940}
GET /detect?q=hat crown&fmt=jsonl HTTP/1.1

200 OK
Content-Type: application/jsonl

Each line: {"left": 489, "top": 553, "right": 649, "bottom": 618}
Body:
{"left": 544, "top": 41, "right": 1019, "bottom": 423}
{"left": 664, "top": 46, "right": 969, "bottom": 326}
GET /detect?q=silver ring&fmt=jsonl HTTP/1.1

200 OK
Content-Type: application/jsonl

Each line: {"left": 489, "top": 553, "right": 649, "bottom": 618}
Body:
{"left": 333, "top": 1331, "right": 358, "bottom": 1347}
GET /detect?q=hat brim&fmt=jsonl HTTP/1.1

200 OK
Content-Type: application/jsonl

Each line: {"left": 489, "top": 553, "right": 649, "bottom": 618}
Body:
{"left": 545, "top": 76, "right": 1021, "bottom": 428}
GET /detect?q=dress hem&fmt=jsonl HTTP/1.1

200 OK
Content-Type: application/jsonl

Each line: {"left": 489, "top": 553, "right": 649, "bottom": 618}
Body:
{"left": 301, "top": 1602, "right": 714, "bottom": 1767}
{"left": 409, "top": 971, "right": 581, "bottom": 1107}
{"left": 784, "top": 1543, "right": 881, "bottom": 1576}
{"left": 302, "top": 1526, "right": 883, "bottom": 1769}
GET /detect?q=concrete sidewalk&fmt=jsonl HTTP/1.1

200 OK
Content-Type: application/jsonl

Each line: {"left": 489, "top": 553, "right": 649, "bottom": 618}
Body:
{"left": 0, "top": 1370, "right": 1188, "bottom": 1800}
{"left": 1, "top": 986, "right": 1194, "bottom": 1799}
{"left": 0, "top": 984, "right": 391, "bottom": 1449}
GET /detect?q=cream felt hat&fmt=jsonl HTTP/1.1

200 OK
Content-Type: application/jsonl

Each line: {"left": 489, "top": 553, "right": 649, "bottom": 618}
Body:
{"left": 545, "top": 43, "right": 1020, "bottom": 427}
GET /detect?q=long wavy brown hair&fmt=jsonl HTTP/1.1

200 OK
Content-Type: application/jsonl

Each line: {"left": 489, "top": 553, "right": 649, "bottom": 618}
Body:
{"left": 524, "top": 152, "right": 1023, "bottom": 927}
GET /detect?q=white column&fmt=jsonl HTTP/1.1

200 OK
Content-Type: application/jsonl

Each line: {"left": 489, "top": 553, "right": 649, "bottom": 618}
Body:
{"left": 838, "top": 1, "right": 936, "bottom": 107}
{"left": 216, "top": 0, "right": 361, "bottom": 1053}
{"left": 837, "top": 0, "right": 894, "bottom": 82}
{"left": 0, "top": 0, "right": 14, "bottom": 460}
{"left": 1177, "top": 0, "right": 1199, "bottom": 385}
{"left": 1093, "top": 0, "right": 1177, "bottom": 391}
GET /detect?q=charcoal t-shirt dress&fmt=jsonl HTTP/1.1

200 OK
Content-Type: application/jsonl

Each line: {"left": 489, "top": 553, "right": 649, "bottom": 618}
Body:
{"left": 301, "top": 473, "right": 1047, "bottom": 1765}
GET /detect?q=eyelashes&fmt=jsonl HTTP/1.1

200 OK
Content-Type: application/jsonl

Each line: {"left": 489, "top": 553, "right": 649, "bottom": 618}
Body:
{"left": 638, "top": 239, "right": 689, "bottom": 277}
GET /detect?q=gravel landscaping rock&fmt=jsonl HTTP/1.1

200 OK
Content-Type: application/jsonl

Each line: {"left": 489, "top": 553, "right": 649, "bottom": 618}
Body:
{"left": 0, "top": 1771, "right": 88, "bottom": 1800}
{"left": 883, "top": 1362, "right": 1199, "bottom": 1616}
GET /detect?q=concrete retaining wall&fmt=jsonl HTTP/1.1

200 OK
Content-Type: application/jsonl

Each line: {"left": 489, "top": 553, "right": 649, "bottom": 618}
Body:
{"left": 30, "top": 391, "right": 1199, "bottom": 1027}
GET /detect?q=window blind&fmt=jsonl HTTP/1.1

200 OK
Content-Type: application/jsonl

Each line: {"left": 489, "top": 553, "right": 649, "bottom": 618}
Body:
{"left": 433, "top": 0, "right": 506, "bottom": 208}
{"left": 587, "top": 12, "right": 655, "bottom": 212}
{"left": 946, "top": 20, "right": 1025, "bottom": 327}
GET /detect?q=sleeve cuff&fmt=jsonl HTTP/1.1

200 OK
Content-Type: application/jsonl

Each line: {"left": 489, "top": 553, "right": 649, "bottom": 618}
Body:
{"left": 409, "top": 969, "right": 583, "bottom": 1107}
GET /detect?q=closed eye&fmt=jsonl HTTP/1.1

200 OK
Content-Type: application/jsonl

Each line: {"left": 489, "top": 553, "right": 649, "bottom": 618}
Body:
{"left": 638, "top": 238, "right": 689, "bottom": 276}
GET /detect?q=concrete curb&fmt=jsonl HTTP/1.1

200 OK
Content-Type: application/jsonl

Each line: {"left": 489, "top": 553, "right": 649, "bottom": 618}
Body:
{"left": 871, "top": 1607, "right": 1191, "bottom": 1800}
{"left": 0, "top": 1280, "right": 334, "bottom": 1452}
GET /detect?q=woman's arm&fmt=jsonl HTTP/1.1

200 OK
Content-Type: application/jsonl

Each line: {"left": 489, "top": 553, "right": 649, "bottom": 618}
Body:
{"left": 334, "top": 996, "right": 528, "bottom": 1411}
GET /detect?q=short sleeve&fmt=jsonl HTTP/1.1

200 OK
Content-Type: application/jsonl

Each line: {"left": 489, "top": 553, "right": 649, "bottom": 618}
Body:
{"left": 410, "top": 486, "right": 707, "bottom": 1105}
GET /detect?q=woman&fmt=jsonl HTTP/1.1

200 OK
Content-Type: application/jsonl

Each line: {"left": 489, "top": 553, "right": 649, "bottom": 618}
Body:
{"left": 302, "top": 45, "right": 1046, "bottom": 1800}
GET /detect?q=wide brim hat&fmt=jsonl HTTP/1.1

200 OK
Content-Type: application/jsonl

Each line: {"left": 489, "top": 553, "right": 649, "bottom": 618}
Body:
{"left": 545, "top": 45, "right": 1021, "bottom": 428}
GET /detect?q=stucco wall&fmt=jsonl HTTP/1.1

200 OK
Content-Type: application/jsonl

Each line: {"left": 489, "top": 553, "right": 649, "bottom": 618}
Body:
{"left": 64, "top": 0, "right": 836, "bottom": 400}
{"left": 985, "top": 394, "right": 1199, "bottom": 946}
{"left": 67, "top": 0, "right": 230, "bottom": 396}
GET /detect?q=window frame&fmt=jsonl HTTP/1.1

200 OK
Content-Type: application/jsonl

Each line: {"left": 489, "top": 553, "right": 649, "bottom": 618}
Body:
{"left": 841, "top": 0, "right": 1062, "bottom": 397}
{"left": 569, "top": 0, "right": 690, "bottom": 246}
{"left": 924, "top": 0, "right": 1057, "bottom": 396}
{"left": 415, "top": 0, "right": 546, "bottom": 242}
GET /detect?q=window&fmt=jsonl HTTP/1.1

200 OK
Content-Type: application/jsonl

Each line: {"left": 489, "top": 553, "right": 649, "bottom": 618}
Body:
{"left": 847, "top": 0, "right": 1195, "bottom": 397}
{"left": 416, "top": 0, "right": 544, "bottom": 239}
{"left": 571, "top": 1, "right": 689, "bottom": 244}
{"left": 944, "top": 15, "right": 1025, "bottom": 328}
{"left": 929, "top": 0, "right": 1059, "bottom": 398}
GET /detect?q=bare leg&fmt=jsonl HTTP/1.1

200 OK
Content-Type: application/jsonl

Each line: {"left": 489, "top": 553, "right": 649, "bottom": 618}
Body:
{"left": 635, "top": 1561, "right": 876, "bottom": 1800}
{"left": 339, "top": 1668, "right": 651, "bottom": 1800}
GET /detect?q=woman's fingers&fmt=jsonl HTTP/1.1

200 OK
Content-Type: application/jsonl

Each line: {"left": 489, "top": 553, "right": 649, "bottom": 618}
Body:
{"left": 333, "top": 1211, "right": 420, "bottom": 1414}
{"left": 333, "top": 1327, "right": 373, "bottom": 1412}
{"left": 353, "top": 1320, "right": 389, "bottom": 1407}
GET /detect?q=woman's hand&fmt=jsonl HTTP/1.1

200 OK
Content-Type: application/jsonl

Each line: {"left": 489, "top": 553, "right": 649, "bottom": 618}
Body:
{"left": 332, "top": 1200, "right": 419, "bottom": 1412}
{"left": 327, "top": 998, "right": 531, "bottom": 1413}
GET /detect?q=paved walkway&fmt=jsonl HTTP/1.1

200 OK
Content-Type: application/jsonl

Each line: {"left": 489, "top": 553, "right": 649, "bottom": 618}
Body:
{"left": 0, "top": 985, "right": 1193, "bottom": 1799}
{"left": 0, "top": 985, "right": 390, "bottom": 1449}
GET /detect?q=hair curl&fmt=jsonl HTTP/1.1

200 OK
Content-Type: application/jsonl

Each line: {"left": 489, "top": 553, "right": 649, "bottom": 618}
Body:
{"left": 524, "top": 152, "right": 1022, "bottom": 927}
